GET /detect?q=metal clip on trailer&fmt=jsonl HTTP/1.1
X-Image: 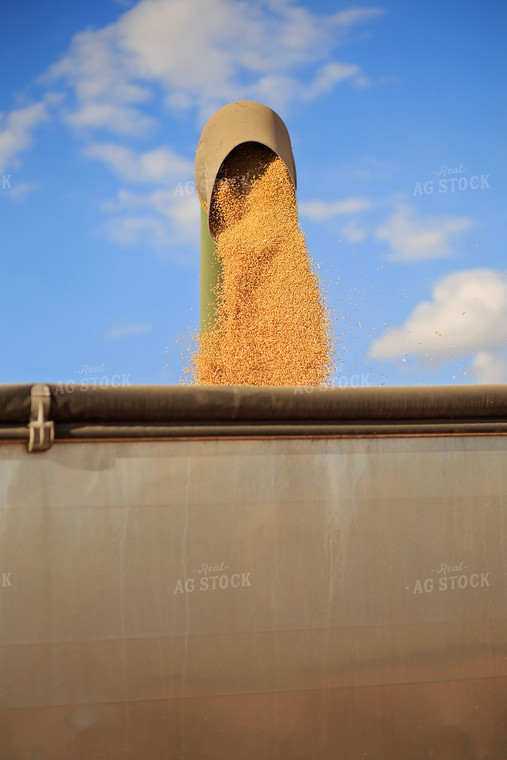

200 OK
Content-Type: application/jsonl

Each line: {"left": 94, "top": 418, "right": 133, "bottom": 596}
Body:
{"left": 1, "top": 382, "right": 506, "bottom": 759}
{"left": 195, "top": 99, "right": 297, "bottom": 333}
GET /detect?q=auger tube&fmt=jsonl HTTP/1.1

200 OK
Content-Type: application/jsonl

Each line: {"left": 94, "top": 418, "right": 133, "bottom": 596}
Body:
{"left": 195, "top": 100, "right": 297, "bottom": 333}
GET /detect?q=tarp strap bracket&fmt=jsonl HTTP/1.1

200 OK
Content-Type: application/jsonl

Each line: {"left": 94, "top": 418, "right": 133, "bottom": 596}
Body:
{"left": 28, "top": 384, "right": 54, "bottom": 452}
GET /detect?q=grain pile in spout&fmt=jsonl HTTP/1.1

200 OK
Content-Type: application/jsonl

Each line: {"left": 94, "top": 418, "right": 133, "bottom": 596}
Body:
{"left": 191, "top": 143, "right": 335, "bottom": 386}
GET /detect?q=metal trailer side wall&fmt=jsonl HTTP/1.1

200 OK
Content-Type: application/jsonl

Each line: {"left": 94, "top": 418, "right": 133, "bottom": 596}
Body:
{"left": 1, "top": 385, "right": 506, "bottom": 758}
{"left": 0, "top": 425, "right": 506, "bottom": 759}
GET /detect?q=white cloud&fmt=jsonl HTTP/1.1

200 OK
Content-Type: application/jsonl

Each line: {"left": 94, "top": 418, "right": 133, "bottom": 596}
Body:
{"left": 341, "top": 219, "right": 367, "bottom": 243}
{"left": 0, "top": 94, "right": 61, "bottom": 174}
{"left": 43, "top": 21, "right": 151, "bottom": 110}
{"left": 304, "top": 62, "right": 361, "bottom": 98}
{"left": 29, "top": 1, "right": 384, "bottom": 254}
{"left": 5, "top": 182, "right": 40, "bottom": 202}
{"left": 370, "top": 269, "right": 507, "bottom": 364}
{"left": 246, "top": 74, "right": 299, "bottom": 112}
{"left": 44, "top": 0, "right": 383, "bottom": 127}
{"left": 107, "top": 322, "right": 153, "bottom": 340}
{"left": 102, "top": 187, "right": 173, "bottom": 214}
{"left": 83, "top": 142, "right": 193, "bottom": 183}
{"left": 102, "top": 186, "right": 200, "bottom": 243}
{"left": 65, "top": 102, "right": 156, "bottom": 135}
{"left": 106, "top": 216, "right": 173, "bottom": 251}
{"left": 376, "top": 204, "right": 472, "bottom": 261}
{"left": 471, "top": 351, "right": 507, "bottom": 384}
{"left": 299, "top": 197, "right": 371, "bottom": 221}
{"left": 105, "top": 215, "right": 173, "bottom": 249}
{"left": 168, "top": 192, "right": 201, "bottom": 238}
{"left": 332, "top": 7, "right": 383, "bottom": 27}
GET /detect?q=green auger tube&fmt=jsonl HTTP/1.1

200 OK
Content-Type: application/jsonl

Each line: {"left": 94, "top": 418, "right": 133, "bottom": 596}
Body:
{"left": 199, "top": 205, "right": 222, "bottom": 334}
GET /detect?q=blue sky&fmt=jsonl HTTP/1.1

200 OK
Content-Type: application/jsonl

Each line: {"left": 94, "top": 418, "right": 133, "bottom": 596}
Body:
{"left": 1, "top": 0, "right": 506, "bottom": 388}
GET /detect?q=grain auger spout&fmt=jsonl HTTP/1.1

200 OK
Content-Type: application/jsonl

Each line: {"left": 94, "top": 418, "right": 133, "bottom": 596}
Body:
{"left": 192, "top": 100, "right": 333, "bottom": 386}
{"left": 195, "top": 100, "right": 297, "bottom": 334}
